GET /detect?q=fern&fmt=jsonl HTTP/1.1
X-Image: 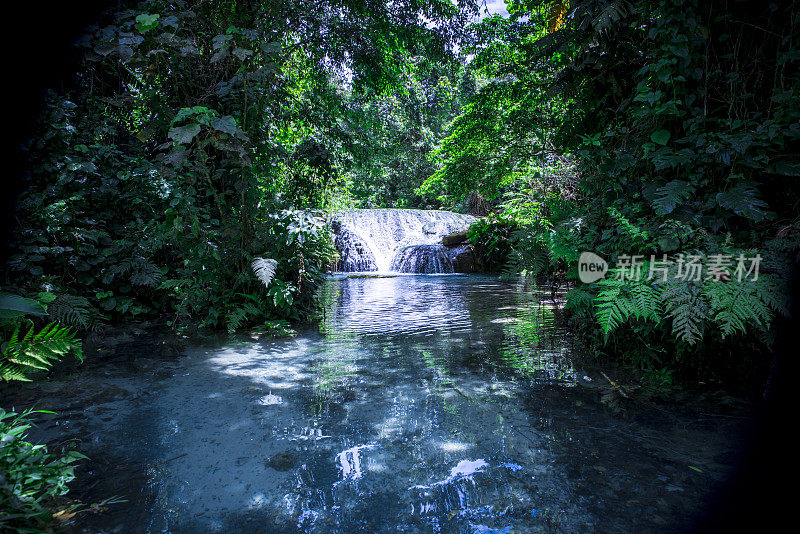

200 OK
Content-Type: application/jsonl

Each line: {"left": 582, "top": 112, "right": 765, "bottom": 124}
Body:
{"left": 659, "top": 268, "right": 787, "bottom": 343}
{"left": 750, "top": 274, "right": 790, "bottom": 316}
{"left": 1, "top": 323, "right": 82, "bottom": 382}
{"left": 595, "top": 272, "right": 662, "bottom": 337}
{"left": 629, "top": 283, "right": 662, "bottom": 322}
{"left": 158, "top": 278, "right": 185, "bottom": 290}
{"left": 607, "top": 207, "right": 651, "bottom": 246}
{"left": 47, "top": 295, "right": 104, "bottom": 331}
{"left": 129, "top": 260, "right": 163, "bottom": 287}
{"left": 252, "top": 257, "right": 278, "bottom": 288}
{"left": 225, "top": 302, "right": 261, "bottom": 334}
{"left": 704, "top": 274, "right": 785, "bottom": 337}
{"left": 102, "top": 257, "right": 163, "bottom": 287}
{"left": 506, "top": 228, "right": 550, "bottom": 275}
{"left": 661, "top": 278, "right": 708, "bottom": 344}
{"left": 564, "top": 286, "right": 596, "bottom": 317}
{"left": 595, "top": 279, "right": 632, "bottom": 336}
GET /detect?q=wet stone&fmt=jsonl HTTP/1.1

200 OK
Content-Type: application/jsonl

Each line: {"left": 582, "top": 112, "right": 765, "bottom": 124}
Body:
{"left": 265, "top": 450, "right": 299, "bottom": 471}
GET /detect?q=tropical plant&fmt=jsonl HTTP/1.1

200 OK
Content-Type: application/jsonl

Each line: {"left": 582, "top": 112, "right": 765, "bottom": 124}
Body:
{"left": 419, "top": 0, "right": 800, "bottom": 383}
{"left": 0, "top": 294, "right": 86, "bottom": 531}
{"left": 0, "top": 292, "right": 82, "bottom": 382}
{"left": 0, "top": 408, "right": 87, "bottom": 532}
{"left": 1, "top": 0, "right": 479, "bottom": 334}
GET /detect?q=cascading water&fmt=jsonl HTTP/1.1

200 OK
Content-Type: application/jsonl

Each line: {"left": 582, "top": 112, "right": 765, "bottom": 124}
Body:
{"left": 331, "top": 209, "right": 476, "bottom": 273}
{"left": 391, "top": 245, "right": 454, "bottom": 274}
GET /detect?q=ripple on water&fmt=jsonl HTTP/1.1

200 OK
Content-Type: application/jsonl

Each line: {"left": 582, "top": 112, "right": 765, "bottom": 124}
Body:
{"left": 9, "top": 274, "right": 745, "bottom": 534}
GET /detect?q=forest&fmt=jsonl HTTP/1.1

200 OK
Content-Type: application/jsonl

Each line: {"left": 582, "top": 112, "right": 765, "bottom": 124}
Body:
{"left": 2, "top": 0, "right": 799, "bottom": 532}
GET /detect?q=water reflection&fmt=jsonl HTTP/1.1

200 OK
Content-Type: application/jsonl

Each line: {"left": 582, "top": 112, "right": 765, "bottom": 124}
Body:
{"left": 319, "top": 275, "right": 474, "bottom": 338}
{"left": 13, "top": 275, "right": 744, "bottom": 533}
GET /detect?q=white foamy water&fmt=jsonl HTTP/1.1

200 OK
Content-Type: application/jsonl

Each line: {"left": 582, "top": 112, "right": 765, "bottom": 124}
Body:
{"left": 332, "top": 209, "right": 476, "bottom": 272}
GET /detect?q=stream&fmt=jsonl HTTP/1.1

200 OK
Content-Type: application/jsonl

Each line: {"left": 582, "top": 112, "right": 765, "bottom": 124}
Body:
{"left": 5, "top": 274, "right": 750, "bottom": 533}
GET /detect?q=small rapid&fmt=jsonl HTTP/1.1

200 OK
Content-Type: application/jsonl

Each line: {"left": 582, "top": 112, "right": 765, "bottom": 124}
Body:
{"left": 331, "top": 209, "right": 476, "bottom": 273}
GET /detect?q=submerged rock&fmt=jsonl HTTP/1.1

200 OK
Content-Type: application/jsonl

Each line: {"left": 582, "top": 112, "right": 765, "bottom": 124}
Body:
{"left": 265, "top": 451, "right": 298, "bottom": 471}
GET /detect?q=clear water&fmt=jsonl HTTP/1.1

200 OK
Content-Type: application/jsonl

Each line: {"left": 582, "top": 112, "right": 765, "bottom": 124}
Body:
{"left": 11, "top": 275, "right": 746, "bottom": 533}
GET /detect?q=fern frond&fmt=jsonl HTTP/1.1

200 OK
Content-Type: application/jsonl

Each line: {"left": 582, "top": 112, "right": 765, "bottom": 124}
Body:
{"left": 661, "top": 278, "right": 707, "bottom": 344}
{"left": 595, "top": 274, "right": 662, "bottom": 337}
{"left": 704, "top": 280, "right": 773, "bottom": 337}
{"left": 225, "top": 303, "right": 261, "bottom": 333}
{"left": 564, "top": 286, "right": 596, "bottom": 317}
{"left": 0, "top": 362, "right": 31, "bottom": 381}
{"left": 47, "top": 295, "right": 104, "bottom": 331}
{"left": 1, "top": 322, "right": 81, "bottom": 382}
{"left": 252, "top": 257, "right": 278, "bottom": 288}
{"left": 103, "top": 257, "right": 163, "bottom": 287}
{"left": 129, "top": 259, "right": 163, "bottom": 287}
{"left": 595, "top": 279, "right": 631, "bottom": 336}
{"left": 629, "top": 283, "right": 662, "bottom": 322}
{"left": 158, "top": 278, "right": 185, "bottom": 290}
{"left": 751, "top": 274, "right": 790, "bottom": 316}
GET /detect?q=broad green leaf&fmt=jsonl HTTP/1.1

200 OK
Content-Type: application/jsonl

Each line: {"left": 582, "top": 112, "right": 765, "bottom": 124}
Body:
{"left": 37, "top": 292, "right": 57, "bottom": 304}
{"left": 212, "top": 34, "right": 232, "bottom": 50}
{"left": 232, "top": 48, "right": 254, "bottom": 61}
{"left": 212, "top": 116, "right": 238, "bottom": 135}
{"left": 0, "top": 293, "right": 47, "bottom": 319}
{"left": 136, "top": 13, "right": 160, "bottom": 33}
{"left": 168, "top": 124, "right": 202, "bottom": 145}
{"left": 650, "top": 129, "right": 671, "bottom": 145}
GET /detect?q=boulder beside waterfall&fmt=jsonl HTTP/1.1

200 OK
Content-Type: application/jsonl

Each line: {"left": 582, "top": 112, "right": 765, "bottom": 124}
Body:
{"left": 447, "top": 245, "right": 476, "bottom": 273}
{"left": 441, "top": 231, "right": 468, "bottom": 247}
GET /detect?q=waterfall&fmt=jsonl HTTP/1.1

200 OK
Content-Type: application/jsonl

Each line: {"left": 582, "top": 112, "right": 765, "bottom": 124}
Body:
{"left": 331, "top": 209, "right": 476, "bottom": 273}
{"left": 391, "top": 245, "right": 454, "bottom": 274}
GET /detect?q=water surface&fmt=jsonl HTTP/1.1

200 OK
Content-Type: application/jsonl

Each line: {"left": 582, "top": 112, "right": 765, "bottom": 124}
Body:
{"left": 12, "top": 275, "right": 747, "bottom": 533}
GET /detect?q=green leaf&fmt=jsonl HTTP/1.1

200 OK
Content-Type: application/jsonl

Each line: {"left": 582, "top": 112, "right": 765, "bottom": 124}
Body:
{"left": 232, "top": 48, "right": 254, "bottom": 61}
{"left": 172, "top": 106, "right": 211, "bottom": 125}
{"left": 650, "top": 129, "right": 671, "bottom": 145}
{"left": 37, "top": 292, "right": 58, "bottom": 304}
{"left": 0, "top": 293, "right": 48, "bottom": 319}
{"left": 168, "top": 124, "right": 202, "bottom": 145}
{"left": 136, "top": 13, "right": 160, "bottom": 33}
{"left": 652, "top": 180, "right": 693, "bottom": 215}
{"left": 211, "top": 116, "right": 238, "bottom": 135}
{"left": 715, "top": 183, "right": 769, "bottom": 222}
{"left": 212, "top": 34, "right": 233, "bottom": 50}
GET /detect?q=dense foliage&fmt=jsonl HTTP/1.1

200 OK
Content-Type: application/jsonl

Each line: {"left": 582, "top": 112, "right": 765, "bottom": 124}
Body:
{"left": 420, "top": 0, "right": 800, "bottom": 384}
{"left": 0, "top": 1, "right": 481, "bottom": 527}
{"left": 1, "top": 0, "right": 478, "bottom": 334}
{"left": 0, "top": 408, "right": 87, "bottom": 532}
{"left": 0, "top": 292, "right": 85, "bottom": 531}
{"left": 0, "top": 0, "right": 795, "bottom": 379}
{"left": 2, "top": 1, "right": 798, "bottom": 527}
